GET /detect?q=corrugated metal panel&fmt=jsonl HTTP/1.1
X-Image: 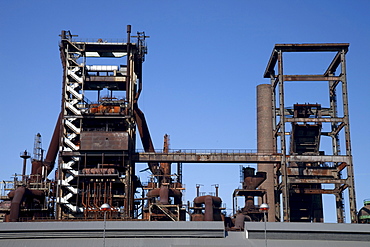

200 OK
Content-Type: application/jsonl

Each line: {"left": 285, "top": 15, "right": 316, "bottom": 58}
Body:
{"left": 245, "top": 222, "right": 370, "bottom": 241}
{"left": 0, "top": 222, "right": 370, "bottom": 247}
{"left": 0, "top": 221, "right": 225, "bottom": 239}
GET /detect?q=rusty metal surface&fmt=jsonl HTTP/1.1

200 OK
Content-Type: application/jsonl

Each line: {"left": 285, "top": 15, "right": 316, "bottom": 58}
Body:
{"left": 231, "top": 167, "right": 267, "bottom": 226}
{"left": 290, "top": 188, "right": 343, "bottom": 194}
{"left": 43, "top": 113, "right": 61, "bottom": 175}
{"left": 283, "top": 75, "right": 342, "bottom": 81}
{"left": 287, "top": 167, "right": 337, "bottom": 176}
{"left": 135, "top": 152, "right": 352, "bottom": 164}
{"left": 59, "top": 151, "right": 350, "bottom": 164}
{"left": 233, "top": 189, "right": 265, "bottom": 197}
{"left": 285, "top": 117, "right": 344, "bottom": 122}
{"left": 134, "top": 152, "right": 282, "bottom": 163}
{"left": 274, "top": 43, "right": 349, "bottom": 52}
{"left": 266, "top": 42, "right": 356, "bottom": 223}
{"left": 288, "top": 178, "right": 347, "bottom": 184}
{"left": 80, "top": 131, "right": 128, "bottom": 150}
{"left": 264, "top": 43, "right": 349, "bottom": 78}
{"left": 133, "top": 106, "right": 161, "bottom": 175}
{"left": 85, "top": 76, "right": 126, "bottom": 82}
{"left": 325, "top": 52, "right": 342, "bottom": 76}
{"left": 287, "top": 155, "right": 350, "bottom": 163}
{"left": 280, "top": 108, "right": 333, "bottom": 116}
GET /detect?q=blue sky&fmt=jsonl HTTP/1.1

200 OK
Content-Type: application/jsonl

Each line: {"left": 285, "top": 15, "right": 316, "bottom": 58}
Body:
{"left": 1, "top": 0, "right": 370, "bottom": 222}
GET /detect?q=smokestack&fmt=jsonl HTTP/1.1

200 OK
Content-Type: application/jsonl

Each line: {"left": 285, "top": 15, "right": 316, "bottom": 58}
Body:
{"left": 257, "top": 84, "right": 275, "bottom": 222}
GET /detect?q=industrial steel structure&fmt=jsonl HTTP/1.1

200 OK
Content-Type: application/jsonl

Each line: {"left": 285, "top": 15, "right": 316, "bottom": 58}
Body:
{"left": 263, "top": 43, "right": 357, "bottom": 223}
{"left": 57, "top": 25, "right": 148, "bottom": 219}
{"left": 0, "top": 28, "right": 363, "bottom": 227}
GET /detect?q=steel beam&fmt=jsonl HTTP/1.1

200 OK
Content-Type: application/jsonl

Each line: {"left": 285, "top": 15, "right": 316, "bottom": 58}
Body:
{"left": 287, "top": 155, "right": 350, "bottom": 163}
{"left": 134, "top": 152, "right": 282, "bottom": 163}
{"left": 283, "top": 75, "right": 342, "bottom": 81}
{"left": 288, "top": 178, "right": 347, "bottom": 184}
{"left": 264, "top": 43, "right": 349, "bottom": 78}
{"left": 284, "top": 118, "right": 344, "bottom": 123}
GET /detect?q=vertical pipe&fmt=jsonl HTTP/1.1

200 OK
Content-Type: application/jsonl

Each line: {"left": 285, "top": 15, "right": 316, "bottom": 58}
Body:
{"left": 159, "top": 185, "right": 169, "bottom": 204}
{"left": 126, "top": 25, "right": 131, "bottom": 102}
{"left": 233, "top": 195, "right": 236, "bottom": 216}
{"left": 177, "top": 162, "right": 182, "bottom": 184}
{"left": 204, "top": 196, "right": 214, "bottom": 221}
{"left": 87, "top": 183, "right": 91, "bottom": 218}
{"left": 22, "top": 154, "right": 27, "bottom": 179}
{"left": 124, "top": 163, "right": 134, "bottom": 218}
{"left": 264, "top": 211, "right": 268, "bottom": 247}
{"left": 82, "top": 181, "right": 85, "bottom": 219}
{"left": 196, "top": 184, "right": 201, "bottom": 197}
{"left": 20, "top": 150, "right": 30, "bottom": 181}
{"left": 109, "top": 181, "right": 113, "bottom": 207}
{"left": 98, "top": 183, "right": 101, "bottom": 208}
{"left": 8, "top": 187, "right": 26, "bottom": 222}
{"left": 161, "top": 134, "right": 171, "bottom": 182}
{"left": 94, "top": 182, "right": 97, "bottom": 209}
{"left": 104, "top": 180, "right": 107, "bottom": 203}
{"left": 130, "top": 163, "right": 135, "bottom": 217}
{"left": 257, "top": 84, "right": 275, "bottom": 222}
{"left": 103, "top": 211, "right": 107, "bottom": 247}
{"left": 76, "top": 152, "right": 80, "bottom": 211}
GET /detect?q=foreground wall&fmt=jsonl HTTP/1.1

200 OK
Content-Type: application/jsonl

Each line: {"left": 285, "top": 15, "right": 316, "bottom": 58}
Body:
{"left": 0, "top": 221, "right": 369, "bottom": 247}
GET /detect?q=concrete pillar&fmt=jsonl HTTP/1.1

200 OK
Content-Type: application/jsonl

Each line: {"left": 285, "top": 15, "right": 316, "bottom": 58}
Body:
{"left": 257, "top": 84, "right": 275, "bottom": 222}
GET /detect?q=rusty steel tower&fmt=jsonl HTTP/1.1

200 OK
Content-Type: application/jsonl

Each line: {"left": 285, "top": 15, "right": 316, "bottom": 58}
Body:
{"left": 262, "top": 43, "right": 357, "bottom": 223}
{"left": 56, "top": 25, "right": 150, "bottom": 219}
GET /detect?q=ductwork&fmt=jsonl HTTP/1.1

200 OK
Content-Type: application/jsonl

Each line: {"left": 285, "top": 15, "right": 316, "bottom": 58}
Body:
{"left": 234, "top": 213, "right": 253, "bottom": 229}
{"left": 146, "top": 186, "right": 182, "bottom": 205}
{"left": 193, "top": 195, "right": 223, "bottom": 221}
{"left": 8, "top": 187, "right": 26, "bottom": 222}
{"left": 31, "top": 113, "right": 61, "bottom": 179}
{"left": 8, "top": 187, "right": 45, "bottom": 222}
{"left": 42, "top": 112, "right": 61, "bottom": 176}
{"left": 133, "top": 106, "right": 162, "bottom": 176}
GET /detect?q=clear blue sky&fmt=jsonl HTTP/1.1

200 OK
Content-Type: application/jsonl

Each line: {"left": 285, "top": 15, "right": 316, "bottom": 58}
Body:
{"left": 1, "top": 0, "right": 370, "bottom": 223}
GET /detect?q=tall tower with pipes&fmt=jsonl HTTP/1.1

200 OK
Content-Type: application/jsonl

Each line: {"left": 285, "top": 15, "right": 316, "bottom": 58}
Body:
{"left": 262, "top": 43, "right": 357, "bottom": 223}
{"left": 57, "top": 26, "right": 149, "bottom": 219}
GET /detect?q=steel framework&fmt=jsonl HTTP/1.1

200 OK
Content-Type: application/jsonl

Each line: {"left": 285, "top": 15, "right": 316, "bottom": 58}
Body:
{"left": 263, "top": 43, "right": 357, "bottom": 223}
{"left": 57, "top": 26, "right": 148, "bottom": 219}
